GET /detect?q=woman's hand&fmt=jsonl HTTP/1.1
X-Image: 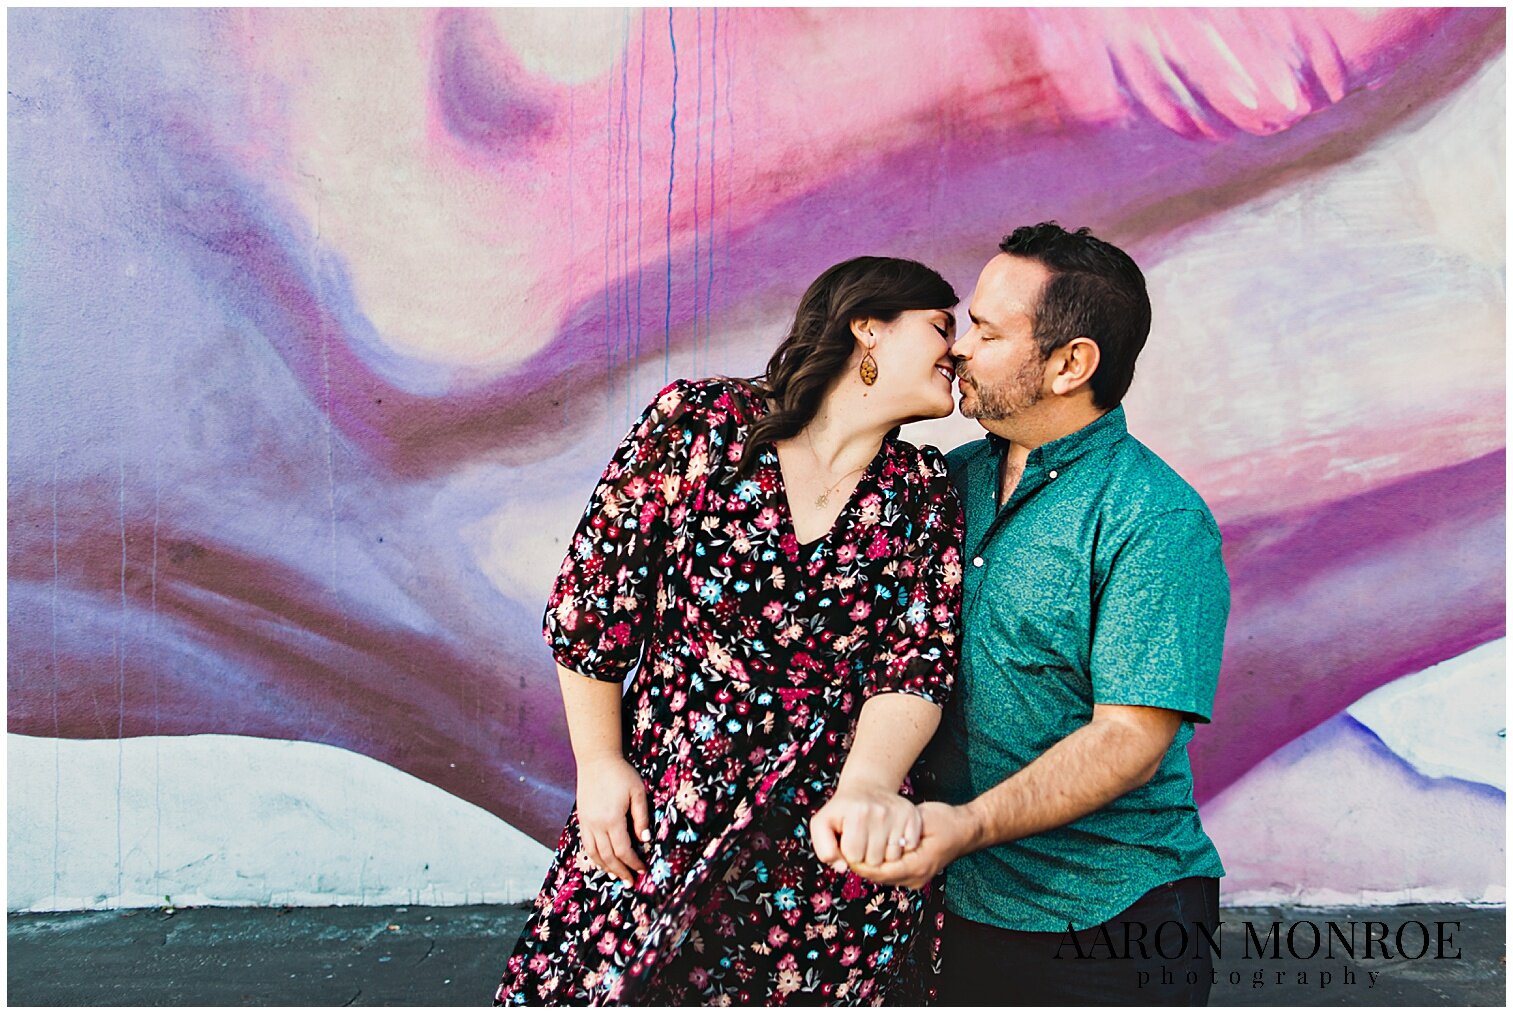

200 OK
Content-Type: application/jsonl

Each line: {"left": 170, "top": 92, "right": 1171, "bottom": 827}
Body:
{"left": 810, "top": 777, "right": 923, "bottom": 871}
{"left": 849, "top": 801, "right": 979, "bottom": 890}
{"left": 810, "top": 692, "right": 942, "bottom": 873}
{"left": 576, "top": 755, "right": 652, "bottom": 885}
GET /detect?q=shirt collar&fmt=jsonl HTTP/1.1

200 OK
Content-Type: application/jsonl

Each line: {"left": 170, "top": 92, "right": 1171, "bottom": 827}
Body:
{"left": 986, "top": 405, "right": 1128, "bottom": 470}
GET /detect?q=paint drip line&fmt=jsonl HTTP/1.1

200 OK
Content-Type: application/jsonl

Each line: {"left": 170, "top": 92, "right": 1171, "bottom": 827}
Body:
{"left": 610, "top": 31, "right": 626, "bottom": 427}
{"left": 567, "top": 88, "right": 577, "bottom": 394}
{"left": 665, "top": 6, "right": 678, "bottom": 385}
{"left": 692, "top": 6, "right": 703, "bottom": 380}
{"left": 635, "top": 12, "right": 647, "bottom": 368}
{"left": 605, "top": 47, "right": 617, "bottom": 432}
{"left": 722, "top": 11, "right": 736, "bottom": 362}
{"left": 620, "top": 11, "right": 634, "bottom": 424}
{"left": 707, "top": 8, "right": 719, "bottom": 370}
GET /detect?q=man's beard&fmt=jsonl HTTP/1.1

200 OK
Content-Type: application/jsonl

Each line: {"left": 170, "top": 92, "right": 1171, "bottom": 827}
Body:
{"left": 957, "top": 356, "right": 1045, "bottom": 421}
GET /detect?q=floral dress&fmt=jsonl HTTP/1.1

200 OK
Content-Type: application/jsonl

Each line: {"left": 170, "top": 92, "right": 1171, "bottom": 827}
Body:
{"left": 495, "top": 378, "right": 963, "bottom": 1006}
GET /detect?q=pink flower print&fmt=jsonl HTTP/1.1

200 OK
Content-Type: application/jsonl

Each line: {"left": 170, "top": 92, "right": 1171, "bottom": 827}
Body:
{"left": 840, "top": 945, "right": 862, "bottom": 967}
{"left": 811, "top": 890, "right": 833, "bottom": 913}
{"left": 767, "top": 926, "right": 790, "bottom": 948}
{"left": 762, "top": 601, "right": 784, "bottom": 622}
{"left": 864, "top": 530, "right": 890, "bottom": 559}
{"left": 857, "top": 494, "right": 883, "bottom": 526}
{"left": 623, "top": 476, "right": 650, "bottom": 499}
{"left": 848, "top": 601, "right": 870, "bottom": 621}
{"left": 674, "top": 779, "right": 700, "bottom": 813}
{"left": 836, "top": 542, "right": 857, "bottom": 564}
{"left": 755, "top": 507, "right": 781, "bottom": 530}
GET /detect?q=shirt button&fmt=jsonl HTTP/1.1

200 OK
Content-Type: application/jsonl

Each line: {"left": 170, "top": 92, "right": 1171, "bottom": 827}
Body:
{"left": 1049, "top": 470, "right": 1059, "bottom": 479}
{"left": 972, "top": 556, "right": 984, "bottom": 568}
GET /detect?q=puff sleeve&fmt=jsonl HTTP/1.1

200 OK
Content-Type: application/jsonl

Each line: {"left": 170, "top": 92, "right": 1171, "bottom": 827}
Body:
{"left": 542, "top": 380, "right": 702, "bottom": 682}
{"left": 862, "top": 450, "right": 965, "bottom": 704}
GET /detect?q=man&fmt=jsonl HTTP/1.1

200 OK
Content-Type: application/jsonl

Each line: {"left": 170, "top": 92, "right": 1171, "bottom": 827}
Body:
{"left": 852, "top": 223, "right": 1230, "bottom": 1004}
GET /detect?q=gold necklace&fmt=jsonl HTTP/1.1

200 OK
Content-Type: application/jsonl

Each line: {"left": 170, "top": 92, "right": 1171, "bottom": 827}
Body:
{"left": 806, "top": 431, "right": 868, "bottom": 509}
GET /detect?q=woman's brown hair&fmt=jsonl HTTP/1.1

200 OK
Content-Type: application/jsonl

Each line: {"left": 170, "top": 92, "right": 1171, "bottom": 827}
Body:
{"left": 736, "top": 256, "right": 957, "bottom": 475}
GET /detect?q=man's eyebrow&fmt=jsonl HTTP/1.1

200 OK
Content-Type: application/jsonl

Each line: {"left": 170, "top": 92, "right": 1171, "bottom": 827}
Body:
{"left": 968, "top": 310, "right": 993, "bottom": 329}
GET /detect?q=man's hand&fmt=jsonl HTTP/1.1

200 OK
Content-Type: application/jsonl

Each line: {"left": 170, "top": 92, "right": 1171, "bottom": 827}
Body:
{"left": 575, "top": 755, "right": 651, "bottom": 885}
{"left": 849, "top": 801, "right": 979, "bottom": 889}
{"left": 810, "top": 782, "right": 922, "bottom": 871}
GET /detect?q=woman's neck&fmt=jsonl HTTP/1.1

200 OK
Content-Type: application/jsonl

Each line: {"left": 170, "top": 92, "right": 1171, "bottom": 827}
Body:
{"left": 797, "top": 387, "right": 894, "bottom": 474}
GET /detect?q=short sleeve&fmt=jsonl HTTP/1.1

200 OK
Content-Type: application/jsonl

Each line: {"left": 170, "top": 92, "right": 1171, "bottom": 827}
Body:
{"left": 542, "top": 381, "right": 702, "bottom": 682}
{"left": 1089, "top": 509, "right": 1230, "bottom": 722}
{"left": 864, "top": 452, "right": 965, "bottom": 705}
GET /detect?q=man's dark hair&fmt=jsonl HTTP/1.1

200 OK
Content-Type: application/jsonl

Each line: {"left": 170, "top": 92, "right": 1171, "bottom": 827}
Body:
{"left": 999, "top": 222, "right": 1150, "bottom": 409}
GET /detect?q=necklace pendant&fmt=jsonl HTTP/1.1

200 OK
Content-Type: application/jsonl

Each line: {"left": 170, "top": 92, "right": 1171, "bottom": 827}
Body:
{"left": 815, "top": 492, "right": 830, "bottom": 508}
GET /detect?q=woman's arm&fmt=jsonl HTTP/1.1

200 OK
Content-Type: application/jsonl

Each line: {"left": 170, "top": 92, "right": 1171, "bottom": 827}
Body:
{"left": 541, "top": 382, "right": 703, "bottom": 885}
{"left": 558, "top": 665, "right": 651, "bottom": 885}
{"left": 809, "top": 692, "right": 941, "bottom": 869}
{"left": 810, "top": 450, "right": 963, "bottom": 873}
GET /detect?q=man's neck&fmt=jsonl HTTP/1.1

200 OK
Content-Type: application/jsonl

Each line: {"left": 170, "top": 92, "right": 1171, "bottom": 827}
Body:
{"left": 984, "top": 398, "right": 1106, "bottom": 463}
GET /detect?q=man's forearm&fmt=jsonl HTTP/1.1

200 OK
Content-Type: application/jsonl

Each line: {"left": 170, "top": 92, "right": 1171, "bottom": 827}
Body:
{"left": 958, "top": 705, "right": 1180, "bottom": 852}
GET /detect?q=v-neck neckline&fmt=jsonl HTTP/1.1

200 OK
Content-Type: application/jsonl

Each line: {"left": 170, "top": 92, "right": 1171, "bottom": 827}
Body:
{"left": 768, "top": 440, "right": 887, "bottom": 550}
{"left": 737, "top": 381, "right": 888, "bottom": 551}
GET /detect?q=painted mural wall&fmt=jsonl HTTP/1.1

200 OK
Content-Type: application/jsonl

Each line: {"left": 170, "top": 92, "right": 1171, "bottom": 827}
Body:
{"left": 8, "top": 8, "right": 1504, "bottom": 911}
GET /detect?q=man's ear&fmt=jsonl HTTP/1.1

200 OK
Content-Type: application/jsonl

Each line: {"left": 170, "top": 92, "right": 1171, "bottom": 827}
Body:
{"left": 1050, "top": 336, "right": 1099, "bottom": 396}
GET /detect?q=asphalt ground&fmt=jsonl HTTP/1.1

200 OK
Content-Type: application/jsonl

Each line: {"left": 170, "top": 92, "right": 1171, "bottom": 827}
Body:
{"left": 8, "top": 903, "right": 1505, "bottom": 1006}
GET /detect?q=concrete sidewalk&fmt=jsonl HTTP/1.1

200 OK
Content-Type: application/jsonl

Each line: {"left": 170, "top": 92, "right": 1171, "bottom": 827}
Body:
{"left": 8, "top": 903, "right": 1505, "bottom": 1006}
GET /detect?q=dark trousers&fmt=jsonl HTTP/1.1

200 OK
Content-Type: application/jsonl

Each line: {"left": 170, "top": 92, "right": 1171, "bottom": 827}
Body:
{"left": 938, "top": 877, "right": 1220, "bottom": 1006}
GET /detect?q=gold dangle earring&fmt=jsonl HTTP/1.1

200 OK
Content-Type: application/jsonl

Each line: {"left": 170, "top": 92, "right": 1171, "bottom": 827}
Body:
{"left": 859, "top": 332, "right": 878, "bottom": 386}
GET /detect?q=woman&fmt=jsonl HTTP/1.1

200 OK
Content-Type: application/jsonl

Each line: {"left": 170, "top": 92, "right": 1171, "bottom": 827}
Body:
{"left": 495, "top": 257, "right": 964, "bottom": 1005}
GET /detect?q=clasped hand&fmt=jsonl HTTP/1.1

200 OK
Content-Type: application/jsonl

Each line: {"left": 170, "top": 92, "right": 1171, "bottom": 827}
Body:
{"left": 809, "top": 780, "right": 923, "bottom": 872}
{"left": 810, "top": 794, "right": 976, "bottom": 891}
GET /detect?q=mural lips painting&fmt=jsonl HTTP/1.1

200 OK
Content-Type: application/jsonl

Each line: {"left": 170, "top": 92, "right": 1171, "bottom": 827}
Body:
{"left": 8, "top": 5, "right": 1504, "bottom": 868}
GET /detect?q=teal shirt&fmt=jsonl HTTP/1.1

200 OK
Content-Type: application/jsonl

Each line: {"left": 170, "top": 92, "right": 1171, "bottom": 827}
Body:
{"left": 931, "top": 406, "right": 1229, "bottom": 932}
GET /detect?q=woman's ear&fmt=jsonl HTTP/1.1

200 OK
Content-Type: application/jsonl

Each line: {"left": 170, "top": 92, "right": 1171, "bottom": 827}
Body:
{"left": 850, "top": 317, "right": 877, "bottom": 347}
